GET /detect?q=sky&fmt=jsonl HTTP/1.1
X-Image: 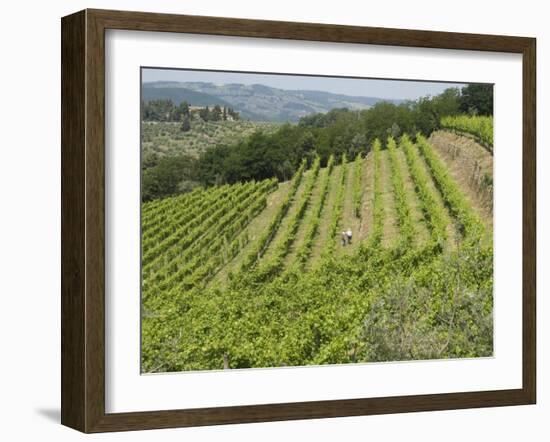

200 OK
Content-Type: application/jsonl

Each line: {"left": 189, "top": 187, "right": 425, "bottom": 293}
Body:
{"left": 142, "top": 68, "right": 467, "bottom": 101}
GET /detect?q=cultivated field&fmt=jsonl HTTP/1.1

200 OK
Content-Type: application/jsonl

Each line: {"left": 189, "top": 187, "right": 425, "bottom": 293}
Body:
{"left": 141, "top": 120, "right": 280, "bottom": 159}
{"left": 141, "top": 133, "right": 494, "bottom": 372}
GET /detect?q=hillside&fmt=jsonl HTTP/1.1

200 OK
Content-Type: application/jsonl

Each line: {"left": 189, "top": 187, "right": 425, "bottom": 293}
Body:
{"left": 142, "top": 81, "right": 403, "bottom": 122}
{"left": 141, "top": 133, "right": 494, "bottom": 372}
{"left": 141, "top": 85, "right": 233, "bottom": 108}
{"left": 141, "top": 120, "right": 280, "bottom": 159}
{"left": 428, "top": 130, "right": 493, "bottom": 221}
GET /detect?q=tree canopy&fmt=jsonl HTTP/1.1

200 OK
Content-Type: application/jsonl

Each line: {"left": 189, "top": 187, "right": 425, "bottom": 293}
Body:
{"left": 459, "top": 84, "right": 493, "bottom": 116}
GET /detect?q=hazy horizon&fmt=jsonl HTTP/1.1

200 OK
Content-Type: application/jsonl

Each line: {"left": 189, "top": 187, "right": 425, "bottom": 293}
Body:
{"left": 142, "top": 68, "right": 469, "bottom": 101}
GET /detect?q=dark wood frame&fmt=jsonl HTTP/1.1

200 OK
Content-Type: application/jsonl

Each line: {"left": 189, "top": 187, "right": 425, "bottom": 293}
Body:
{"left": 61, "top": 8, "right": 536, "bottom": 433}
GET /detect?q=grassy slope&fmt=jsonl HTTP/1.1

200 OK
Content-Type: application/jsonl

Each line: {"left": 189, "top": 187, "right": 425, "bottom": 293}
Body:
{"left": 428, "top": 130, "right": 493, "bottom": 226}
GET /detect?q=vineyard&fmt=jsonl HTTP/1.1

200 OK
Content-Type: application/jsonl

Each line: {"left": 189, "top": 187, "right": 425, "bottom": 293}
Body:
{"left": 441, "top": 115, "right": 494, "bottom": 151}
{"left": 141, "top": 133, "right": 494, "bottom": 373}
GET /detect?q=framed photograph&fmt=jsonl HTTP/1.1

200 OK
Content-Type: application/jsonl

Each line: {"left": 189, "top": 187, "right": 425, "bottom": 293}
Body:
{"left": 61, "top": 9, "right": 536, "bottom": 433}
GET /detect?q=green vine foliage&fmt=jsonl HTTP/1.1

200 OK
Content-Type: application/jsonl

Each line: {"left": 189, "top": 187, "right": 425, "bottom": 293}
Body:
{"left": 416, "top": 134, "right": 486, "bottom": 244}
{"left": 441, "top": 115, "right": 493, "bottom": 151}
{"left": 400, "top": 134, "right": 447, "bottom": 251}
{"left": 294, "top": 155, "right": 335, "bottom": 267}
{"left": 387, "top": 136, "right": 414, "bottom": 250}
{"left": 141, "top": 135, "right": 493, "bottom": 373}
{"left": 366, "top": 139, "right": 384, "bottom": 248}
{"left": 323, "top": 153, "right": 348, "bottom": 256}
{"left": 352, "top": 153, "right": 364, "bottom": 218}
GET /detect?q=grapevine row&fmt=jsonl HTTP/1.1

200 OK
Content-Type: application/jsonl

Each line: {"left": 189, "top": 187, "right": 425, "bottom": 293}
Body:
{"left": 142, "top": 183, "right": 247, "bottom": 262}
{"left": 352, "top": 153, "right": 364, "bottom": 218}
{"left": 322, "top": 153, "right": 348, "bottom": 255}
{"left": 239, "top": 160, "right": 307, "bottom": 272}
{"left": 367, "top": 139, "right": 383, "bottom": 247}
{"left": 416, "top": 134, "right": 485, "bottom": 242}
{"left": 142, "top": 181, "right": 260, "bottom": 270}
{"left": 440, "top": 115, "right": 493, "bottom": 152}
{"left": 143, "top": 179, "right": 276, "bottom": 285}
{"left": 157, "top": 190, "right": 269, "bottom": 292}
{"left": 400, "top": 135, "right": 447, "bottom": 248}
{"left": 386, "top": 136, "right": 415, "bottom": 248}
{"left": 294, "top": 155, "right": 335, "bottom": 266}
{"left": 142, "top": 188, "right": 199, "bottom": 220}
{"left": 143, "top": 228, "right": 252, "bottom": 312}
{"left": 144, "top": 180, "right": 276, "bottom": 296}
{"left": 258, "top": 157, "right": 321, "bottom": 276}
{"left": 142, "top": 185, "right": 202, "bottom": 216}
{"left": 142, "top": 187, "right": 204, "bottom": 230}
{"left": 142, "top": 184, "right": 233, "bottom": 245}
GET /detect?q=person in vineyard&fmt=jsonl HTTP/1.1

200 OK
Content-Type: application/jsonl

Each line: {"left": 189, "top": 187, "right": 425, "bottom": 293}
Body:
{"left": 346, "top": 228, "right": 352, "bottom": 244}
{"left": 341, "top": 231, "right": 348, "bottom": 246}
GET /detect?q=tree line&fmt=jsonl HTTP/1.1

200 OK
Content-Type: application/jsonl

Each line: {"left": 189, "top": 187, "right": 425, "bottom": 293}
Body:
{"left": 142, "top": 99, "right": 240, "bottom": 124}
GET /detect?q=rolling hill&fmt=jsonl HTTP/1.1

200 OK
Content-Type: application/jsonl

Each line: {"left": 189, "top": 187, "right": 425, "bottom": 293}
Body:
{"left": 141, "top": 85, "right": 233, "bottom": 108}
{"left": 142, "top": 81, "right": 404, "bottom": 122}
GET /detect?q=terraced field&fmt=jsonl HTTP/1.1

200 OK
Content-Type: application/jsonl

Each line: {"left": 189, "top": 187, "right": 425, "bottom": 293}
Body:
{"left": 141, "top": 134, "right": 494, "bottom": 373}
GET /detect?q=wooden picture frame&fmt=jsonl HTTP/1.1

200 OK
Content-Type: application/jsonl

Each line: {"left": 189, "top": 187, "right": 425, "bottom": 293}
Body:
{"left": 61, "top": 8, "right": 536, "bottom": 433}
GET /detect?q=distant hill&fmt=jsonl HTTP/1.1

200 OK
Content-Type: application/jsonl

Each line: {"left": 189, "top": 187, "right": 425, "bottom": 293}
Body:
{"left": 141, "top": 85, "right": 233, "bottom": 108}
{"left": 142, "top": 81, "right": 403, "bottom": 122}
